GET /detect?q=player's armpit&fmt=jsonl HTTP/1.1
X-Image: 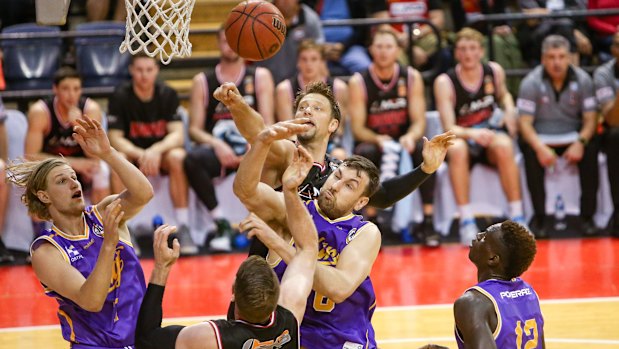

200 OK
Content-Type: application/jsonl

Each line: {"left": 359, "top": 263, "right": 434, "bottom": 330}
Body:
{"left": 453, "top": 291, "right": 497, "bottom": 349}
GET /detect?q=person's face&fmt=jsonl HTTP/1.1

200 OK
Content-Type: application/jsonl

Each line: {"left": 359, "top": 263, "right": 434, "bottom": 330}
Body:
{"left": 317, "top": 166, "right": 370, "bottom": 218}
{"left": 611, "top": 32, "right": 619, "bottom": 59}
{"left": 40, "top": 165, "right": 85, "bottom": 217}
{"left": 130, "top": 57, "right": 159, "bottom": 90}
{"left": 274, "top": 0, "right": 299, "bottom": 21}
{"left": 454, "top": 38, "right": 484, "bottom": 69}
{"left": 369, "top": 33, "right": 400, "bottom": 69}
{"left": 53, "top": 78, "right": 82, "bottom": 109}
{"left": 468, "top": 224, "right": 503, "bottom": 266}
{"left": 294, "top": 93, "right": 337, "bottom": 142}
{"left": 219, "top": 30, "right": 240, "bottom": 62}
{"left": 297, "top": 48, "right": 323, "bottom": 80}
{"left": 542, "top": 46, "right": 570, "bottom": 81}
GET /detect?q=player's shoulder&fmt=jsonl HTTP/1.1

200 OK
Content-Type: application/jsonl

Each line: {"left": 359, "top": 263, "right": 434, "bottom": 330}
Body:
{"left": 454, "top": 288, "right": 495, "bottom": 316}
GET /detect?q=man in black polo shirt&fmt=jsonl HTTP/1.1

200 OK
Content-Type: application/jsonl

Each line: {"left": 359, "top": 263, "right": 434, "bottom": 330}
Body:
{"left": 518, "top": 35, "right": 599, "bottom": 238}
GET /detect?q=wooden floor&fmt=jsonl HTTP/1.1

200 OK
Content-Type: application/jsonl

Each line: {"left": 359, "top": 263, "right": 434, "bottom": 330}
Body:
{"left": 0, "top": 238, "right": 618, "bottom": 348}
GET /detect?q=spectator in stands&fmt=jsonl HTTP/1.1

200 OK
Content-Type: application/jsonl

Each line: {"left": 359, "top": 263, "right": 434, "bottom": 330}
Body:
{"left": 587, "top": 0, "right": 619, "bottom": 62}
{"left": 593, "top": 28, "right": 619, "bottom": 238}
{"left": 25, "top": 66, "right": 110, "bottom": 204}
{"left": 107, "top": 53, "right": 198, "bottom": 255}
{"left": 377, "top": 0, "right": 446, "bottom": 71}
{"left": 183, "top": 28, "right": 274, "bottom": 251}
{"left": 86, "top": 0, "right": 126, "bottom": 22}
{"left": 434, "top": 28, "right": 524, "bottom": 244}
{"left": 517, "top": 0, "right": 592, "bottom": 66}
{"left": 257, "top": 0, "right": 324, "bottom": 84}
{"left": 349, "top": 29, "right": 438, "bottom": 246}
{"left": 450, "top": 0, "right": 525, "bottom": 97}
{"left": 303, "top": 0, "right": 387, "bottom": 76}
{"left": 518, "top": 35, "right": 599, "bottom": 238}
{"left": 0, "top": 98, "right": 12, "bottom": 263}
{"left": 276, "top": 39, "right": 348, "bottom": 159}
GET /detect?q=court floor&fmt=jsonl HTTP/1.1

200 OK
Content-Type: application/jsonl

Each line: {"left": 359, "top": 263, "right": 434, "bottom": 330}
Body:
{"left": 0, "top": 238, "right": 617, "bottom": 348}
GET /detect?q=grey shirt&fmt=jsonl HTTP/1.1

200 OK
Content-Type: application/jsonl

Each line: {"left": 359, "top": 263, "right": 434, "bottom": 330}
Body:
{"left": 593, "top": 58, "right": 619, "bottom": 107}
{"left": 517, "top": 65, "right": 596, "bottom": 134}
{"left": 254, "top": 4, "right": 324, "bottom": 84}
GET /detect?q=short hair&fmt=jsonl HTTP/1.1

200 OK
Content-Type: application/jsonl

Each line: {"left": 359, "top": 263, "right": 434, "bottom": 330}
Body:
{"left": 53, "top": 66, "right": 81, "bottom": 86}
{"left": 455, "top": 28, "right": 484, "bottom": 47}
{"left": 297, "top": 39, "right": 325, "bottom": 59}
{"left": 371, "top": 28, "right": 399, "bottom": 46}
{"left": 6, "top": 158, "right": 70, "bottom": 221}
{"left": 542, "top": 35, "right": 570, "bottom": 54}
{"left": 233, "top": 256, "right": 280, "bottom": 323}
{"left": 340, "top": 155, "right": 380, "bottom": 197}
{"left": 293, "top": 81, "right": 341, "bottom": 123}
{"left": 500, "top": 220, "right": 537, "bottom": 279}
{"left": 130, "top": 52, "right": 158, "bottom": 65}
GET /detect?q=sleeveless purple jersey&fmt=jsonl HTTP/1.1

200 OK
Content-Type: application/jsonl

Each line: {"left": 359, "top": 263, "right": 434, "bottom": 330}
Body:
{"left": 455, "top": 278, "right": 544, "bottom": 349}
{"left": 30, "top": 205, "right": 146, "bottom": 349}
{"left": 270, "top": 200, "right": 377, "bottom": 349}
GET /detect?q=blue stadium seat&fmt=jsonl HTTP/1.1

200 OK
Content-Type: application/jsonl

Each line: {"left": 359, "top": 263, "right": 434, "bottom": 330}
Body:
{"left": 1, "top": 23, "right": 62, "bottom": 90}
{"left": 75, "top": 21, "right": 130, "bottom": 88}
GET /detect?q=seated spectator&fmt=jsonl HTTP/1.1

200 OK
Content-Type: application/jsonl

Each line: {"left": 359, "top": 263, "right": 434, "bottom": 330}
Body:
{"left": 184, "top": 27, "right": 274, "bottom": 251}
{"left": 275, "top": 39, "right": 348, "bottom": 159}
{"left": 0, "top": 98, "right": 12, "bottom": 263}
{"left": 379, "top": 0, "right": 446, "bottom": 71}
{"left": 434, "top": 28, "right": 525, "bottom": 244}
{"left": 451, "top": 0, "right": 525, "bottom": 97}
{"left": 349, "top": 29, "right": 439, "bottom": 246}
{"left": 518, "top": 35, "right": 599, "bottom": 238}
{"left": 107, "top": 53, "right": 198, "bottom": 255}
{"left": 517, "top": 0, "right": 592, "bottom": 66}
{"left": 25, "top": 66, "right": 110, "bottom": 204}
{"left": 587, "top": 0, "right": 619, "bottom": 62}
{"left": 303, "top": 0, "right": 386, "bottom": 76}
{"left": 593, "top": 29, "right": 619, "bottom": 238}
{"left": 256, "top": 0, "right": 324, "bottom": 84}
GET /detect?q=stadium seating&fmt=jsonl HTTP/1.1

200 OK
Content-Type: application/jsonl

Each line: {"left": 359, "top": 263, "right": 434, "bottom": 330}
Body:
{"left": 74, "top": 21, "right": 130, "bottom": 88}
{"left": 1, "top": 23, "right": 62, "bottom": 90}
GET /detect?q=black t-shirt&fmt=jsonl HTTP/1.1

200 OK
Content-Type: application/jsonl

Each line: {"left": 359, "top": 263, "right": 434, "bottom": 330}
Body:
{"left": 446, "top": 63, "right": 498, "bottom": 128}
{"left": 42, "top": 96, "right": 88, "bottom": 157}
{"left": 107, "top": 81, "right": 181, "bottom": 149}
{"left": 211, "top": 305, "right": 299, "bottom": 349}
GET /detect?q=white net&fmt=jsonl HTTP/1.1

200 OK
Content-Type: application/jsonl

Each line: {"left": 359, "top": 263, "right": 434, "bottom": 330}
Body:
{"left": 119, "top": 0, "right": 196, "bottom": 65}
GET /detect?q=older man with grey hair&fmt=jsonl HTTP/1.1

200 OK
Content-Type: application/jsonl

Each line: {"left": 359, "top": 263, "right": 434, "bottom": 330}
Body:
{"left": 517, "top": 35, "right": 599, "bottom": 238}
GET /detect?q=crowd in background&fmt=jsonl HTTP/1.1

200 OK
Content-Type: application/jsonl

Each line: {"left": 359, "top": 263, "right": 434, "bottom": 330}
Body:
{"left": 1, "top": 0, "right": 619, "bottom": 264}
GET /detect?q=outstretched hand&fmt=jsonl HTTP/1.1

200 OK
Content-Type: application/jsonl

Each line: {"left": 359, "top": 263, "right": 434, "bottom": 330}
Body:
{"left": 256, "top": 119, "right": 312, "bottom": 145}
{"left": 282, "top": 145, "right": 314, "bottom": 191}
{"left": 213, "top": 82, "right": 246, "bottom": 108}
{"left": 153, "top": 225, "right": 180, "bottom": 269}
{"left": 73, "top": 116, "right": 112, "bottom": 157}
{"left": 420, "top": 131, "right": 455, "bottom": 174}
{"left": 239, "top": 213, "right": 281, "bottom": 247}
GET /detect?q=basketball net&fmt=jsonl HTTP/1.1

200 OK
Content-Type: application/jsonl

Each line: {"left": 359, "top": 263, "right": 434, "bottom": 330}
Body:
{"left": 119, "top": 0, "right": 196, "bottom": 65}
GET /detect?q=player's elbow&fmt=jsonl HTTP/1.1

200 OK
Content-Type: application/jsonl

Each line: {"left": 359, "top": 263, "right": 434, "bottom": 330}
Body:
{"left": 232, "top": 177, "right": 255, "bottom": 204}
{"left": 78, "top": 298, "right": 105, "bottom": 313}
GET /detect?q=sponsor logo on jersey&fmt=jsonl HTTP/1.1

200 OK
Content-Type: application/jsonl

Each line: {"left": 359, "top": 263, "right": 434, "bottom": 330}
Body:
{"left": 241, "top": 330, "right": 291, "bottom": 349}
{"left": 67, "top": 245, "right": 84, "bottom": 262}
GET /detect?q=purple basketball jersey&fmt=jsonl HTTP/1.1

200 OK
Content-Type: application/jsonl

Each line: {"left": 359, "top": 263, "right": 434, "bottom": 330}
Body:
{"left": 30, "top": 205, "right": 146, "bottom": 349}
{"left": 455, "top": 278, "right": 544, "bottom": 349}
{"left": 271, "top": 200, "right": 377, "bottom": 349}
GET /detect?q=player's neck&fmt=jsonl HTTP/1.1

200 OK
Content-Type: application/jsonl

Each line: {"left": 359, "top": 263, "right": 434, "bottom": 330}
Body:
{"left": 457, "top": 62, "right": 483, "bottom": 82}
{"left": 132, "top": 84, "right": 155, "bottom": 102}
{"left": 478, "top": 270, "right": 509, "bottom": 283}
{"left": 299, "top": 137, "right": 328, "bottom": 164}
{"left": 217, "top": 60, "right": 245, "bottom": 82}
{"left": 372, "top": 63, "right": 396, "bottom": 81}
{"left": 51, "top": 212, "right": 85, "bottom": 237}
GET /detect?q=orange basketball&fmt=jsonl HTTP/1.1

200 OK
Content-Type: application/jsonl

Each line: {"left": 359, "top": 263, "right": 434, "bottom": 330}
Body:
{"left": 224, "top": 1, "right": 287, "bottom": 61}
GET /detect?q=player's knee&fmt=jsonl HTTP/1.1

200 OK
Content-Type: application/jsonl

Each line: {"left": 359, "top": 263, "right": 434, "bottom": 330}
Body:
{"left": 448, "top": 139, "right": 468, "bottom": 161}
{"left": 164, "top": 148, "right": 187, "bottom": 170}
{"left": 490, "top": 135, "right": 514, "bottom": 159}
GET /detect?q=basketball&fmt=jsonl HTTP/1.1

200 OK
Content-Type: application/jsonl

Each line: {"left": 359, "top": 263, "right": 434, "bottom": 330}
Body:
{"left": 224, "top": 1, "right": 287, "bottom": 61}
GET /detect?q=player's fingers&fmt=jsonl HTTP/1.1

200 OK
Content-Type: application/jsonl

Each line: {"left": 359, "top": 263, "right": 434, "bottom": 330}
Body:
{"left": 172, "top": 238, "right": 180, "bottom": 256}
{"left": 297, "top": 145, "right": 312, "bottom": 161}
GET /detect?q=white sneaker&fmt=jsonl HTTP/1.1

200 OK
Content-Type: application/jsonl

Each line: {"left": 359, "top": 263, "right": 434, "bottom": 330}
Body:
{"left": 177, "top": 225, "right": 199, "bottom": 256}
{"left": 209, "top": 234, "right": 232, "bottom": 252}
{"left": 459, "top": 219, "right": 479, "bottom": 246}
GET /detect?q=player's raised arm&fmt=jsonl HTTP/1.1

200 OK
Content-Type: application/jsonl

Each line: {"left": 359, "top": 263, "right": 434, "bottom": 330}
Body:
{"left": 72, "top": 117, "right": 153, "bottom": 221}
{"left": 233, "top": 119, "right": 311, "bottom": 224}
{"left": 278, "top": 145, "right": 318, "bottom": 323}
